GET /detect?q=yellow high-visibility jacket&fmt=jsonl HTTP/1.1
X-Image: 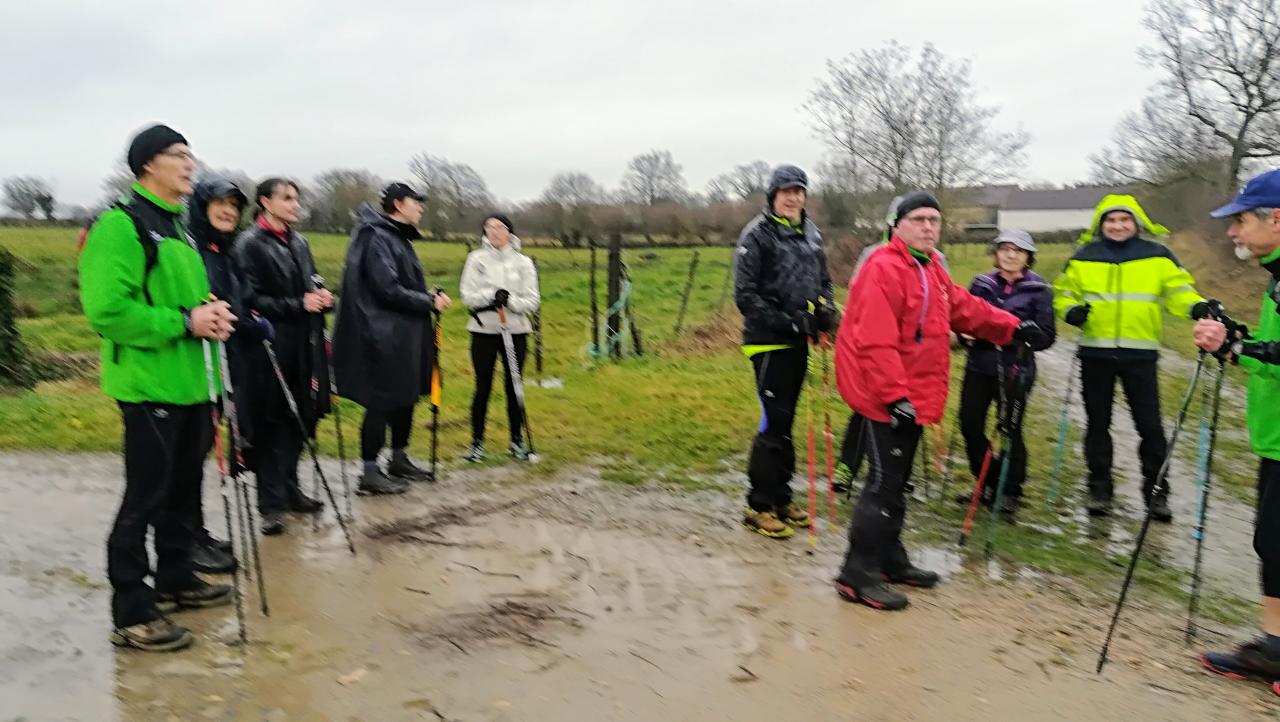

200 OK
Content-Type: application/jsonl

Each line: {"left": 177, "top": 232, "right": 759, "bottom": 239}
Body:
{"left": 1053, "top": 237, "right": 1203, "bottom": 353}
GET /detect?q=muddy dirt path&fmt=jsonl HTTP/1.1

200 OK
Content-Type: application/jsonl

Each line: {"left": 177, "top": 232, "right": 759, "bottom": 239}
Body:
{"left": 2, "top": 452, "right": 1276, "bottom": 720}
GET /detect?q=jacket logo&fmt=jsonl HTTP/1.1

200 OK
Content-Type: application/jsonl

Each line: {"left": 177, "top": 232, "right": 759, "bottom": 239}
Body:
{"left": 152, "top": 408, "right": 169, "bottom": 419}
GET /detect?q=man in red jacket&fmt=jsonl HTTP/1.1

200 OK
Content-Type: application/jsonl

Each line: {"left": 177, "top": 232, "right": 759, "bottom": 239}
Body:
{"left": 832, "top": 191, "right": 1047, "bottom": 611}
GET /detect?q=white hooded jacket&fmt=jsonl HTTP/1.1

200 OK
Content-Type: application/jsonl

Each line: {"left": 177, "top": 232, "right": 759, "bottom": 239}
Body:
{"left": 460, "top": 235, "right": 540, "bottom": 335}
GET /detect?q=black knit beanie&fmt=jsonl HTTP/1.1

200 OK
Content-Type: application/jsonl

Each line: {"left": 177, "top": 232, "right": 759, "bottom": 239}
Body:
{"left": 892, "top": 191, "right": 941, "bottom": 226}
{"left": 127, "top": 124, "right": 189, "bottom": 178}
{"left": 484, "top": 213, "right": 515, "bottom": 234}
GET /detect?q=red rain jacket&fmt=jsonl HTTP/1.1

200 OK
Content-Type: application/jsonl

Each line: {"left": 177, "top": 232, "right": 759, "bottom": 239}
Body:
{"left": 836, "top": 236, "right": 1019, "bottom": 425}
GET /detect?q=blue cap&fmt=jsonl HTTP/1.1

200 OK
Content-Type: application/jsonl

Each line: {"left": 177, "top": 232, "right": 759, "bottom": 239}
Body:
{"left": 1210, "top": 169, "right": 1280, "bottom": 217}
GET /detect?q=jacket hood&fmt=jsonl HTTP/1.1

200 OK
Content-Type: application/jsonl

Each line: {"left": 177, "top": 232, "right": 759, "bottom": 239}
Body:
{"left": 1077, "top": 194, "right": 1169, "bottom": 244}
{"left": 189, "top": 177, "right": 247, "bottom": 251}
{"left": 355, "top": 202, "right": 422, "bottom": 241}
{"left": 480, "top": 234, "right": 523, "bottom": 252}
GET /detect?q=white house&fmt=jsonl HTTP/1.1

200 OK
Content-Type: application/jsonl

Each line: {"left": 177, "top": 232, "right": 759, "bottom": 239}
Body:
{"left": 996, "top": 186, "right": 1120, "bottom": 233}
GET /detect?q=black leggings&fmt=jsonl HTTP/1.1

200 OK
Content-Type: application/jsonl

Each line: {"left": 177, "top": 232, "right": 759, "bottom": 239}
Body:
{"left": 360, "top": 405, "right": 414, "bottom": 461}
{"left": 470, "top": 332, "right": 528, "bottom": 443}
{"left": 1256, "top": 459, "right": 1280, "bottom": 598}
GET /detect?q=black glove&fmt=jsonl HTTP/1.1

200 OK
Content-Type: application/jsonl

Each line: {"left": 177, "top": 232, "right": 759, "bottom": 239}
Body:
{"left": 888, "top": 398, "right": 917, "bottom": 429}
{"left": 814, "top": 301, "right": 839, "bottom": 334}
{"left": 791, "top": 310, "right": 817, "bottom": 339}
{"left": 1011, "top": 320, "right": 1049, "bottom": 349}
{"left": 1190, "top": 301, "right": 1214, "bottom": 320}
{"left": 1064, "top": 304, "right": 1090, "bottom": 328}
{"left": 493, "top": 289, "right": 510, "bottom": 308}
{"left": 1241, "top": 340, "right": 1280, "bottom": 365}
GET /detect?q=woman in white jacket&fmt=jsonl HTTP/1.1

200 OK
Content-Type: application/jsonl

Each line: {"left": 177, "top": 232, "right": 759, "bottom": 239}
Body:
{"left": 459, "top": 214, "right": 541, "bottom": 461}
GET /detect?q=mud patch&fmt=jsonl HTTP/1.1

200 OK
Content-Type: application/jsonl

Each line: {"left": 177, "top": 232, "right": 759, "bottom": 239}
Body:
{"left": 395, "top": 595, "right": 585, "bottom": 652}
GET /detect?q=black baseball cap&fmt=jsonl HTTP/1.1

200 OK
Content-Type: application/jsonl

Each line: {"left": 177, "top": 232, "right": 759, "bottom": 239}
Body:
{"left": 381, "top": 182, "right": 425, "bottom": 207}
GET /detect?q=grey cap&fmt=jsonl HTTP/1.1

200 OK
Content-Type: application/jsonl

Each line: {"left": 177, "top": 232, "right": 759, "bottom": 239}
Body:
{"left": 991, "top": 228, "right": 1037, "bottom": 254}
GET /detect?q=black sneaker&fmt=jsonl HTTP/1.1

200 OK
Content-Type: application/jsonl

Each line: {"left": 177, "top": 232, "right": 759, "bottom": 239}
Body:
{"left": 387, "top": 455, "right": 435, "bottom": 482}
{"left": 509, "top": 441, "right": 532, "bottom": 461}
{"left": 110, "top": 617, "right": 193, "bottom": 652}
{"left": 197, "top": 530, "right": 233, "bottom": 555}
{"left": 157, "top": 580, "right": 234, "bottom": 612}
{"left": 1202, "top": 638, "right": 1280, "bottom": 680}
{"left": 1147, "top": 492, "right": 1173, "bottom": 523}
{"left": 882, "top": 566, "right": 940, "bottom": 589}
{"left": 191, "top": 541, "right": 236, "bottom": 575}
{"left": 288, "top": 492, "right": 324, "bottom": 514}
{"left": 357, "top": 470, "right": 409, "bottom": 496}
{"left": 1086, "top": 493, "right": 1113, "bottom": 517}
{"left": 261, "top": 511, "right": 286, "bottom": 536}
{"left": 834, "top": 580, "right": 909, "bottom": 611}
{"left": 464, "top": 441, "right": 485, "bottom": 463}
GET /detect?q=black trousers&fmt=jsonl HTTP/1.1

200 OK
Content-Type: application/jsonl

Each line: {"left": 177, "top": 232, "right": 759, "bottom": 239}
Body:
{"left": 1256, "top": 459, "right": 1280, "bottom": 598}
{"left": 360, "top": 405, "right": 414, "bottom": 461}
{"left": 746, "top": 346, "right": 808, "bottom": 512}
{"left": 255, "top": 416, "right": 304, "bottom": 514}
{"left": 1080, "top": 356, "right": 1168, "bottom": 498}
{"left": 470, "top": 332, "right": 528, "bottom": 443}
{"left": 109, "top": 402, "right": 210, "bottom": 627}
{"left": 840, "top": 413, "right": 868, "bottom": 478}
{"left": 958, "top": 367, "right": 1031, "bottom": 498}
{"left": 837, "top": 419, "right": 922, "bottom": 587}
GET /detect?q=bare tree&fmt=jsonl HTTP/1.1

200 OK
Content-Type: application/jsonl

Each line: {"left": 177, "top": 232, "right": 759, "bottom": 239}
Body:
{"left": 541, "top": 171, "right": 604, "bottom": 206}
{"left": 805, "top": 42, "right": 1028, "bottom": 193}
{"left": 620, "top": 150, "right": 687, "bottom": 205}
{"left": 308, "top": 168, "right": 382, "bottom": 233}
{"left": 2, "top": 176, "right": 54, "bottom": 220}
{"left": 1095, "top": 0, "right": 1280, "bottom": 188}
{"left": 408, "top": 154, "right": 493, "bottom": 212}
{"left": 99, "top": 162, "right": 135, "bottom": 208}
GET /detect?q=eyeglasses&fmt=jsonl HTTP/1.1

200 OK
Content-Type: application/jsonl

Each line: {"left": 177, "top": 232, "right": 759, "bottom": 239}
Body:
{"left": 902, "top": 214, "right": 942, "bottom": 227}
{"left": 160, "top": 149, "right": 197, "bottom": 163}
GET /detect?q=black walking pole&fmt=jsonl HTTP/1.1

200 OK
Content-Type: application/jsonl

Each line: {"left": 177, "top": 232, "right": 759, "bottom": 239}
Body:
{"left": 1187, "top": 357, "right": 1227, "bottom": 641}
{"left": 202, "top": 339, "right": 247, "bottom": 643}
{"left": 216, "top": 340, "right": 269, "bottom": 616}
{"left": 984, "top": 348, "right": 1031, "bottom": 558}
{"left": 496, "top": 306, "right": 538, "bottom": 462}
{"left": 263, "top": 337, "right": 357, "bottom": 556}
{"left": 1096, "top": 352, "right": 1207, "bottom": 673}
{"left": 429, "top": 289, "right": 444, "bottom": 481}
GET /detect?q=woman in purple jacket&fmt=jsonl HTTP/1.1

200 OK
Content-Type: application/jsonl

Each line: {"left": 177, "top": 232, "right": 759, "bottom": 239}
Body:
{"left": 956, "top": 229, "right": 1056, "bottom": 517}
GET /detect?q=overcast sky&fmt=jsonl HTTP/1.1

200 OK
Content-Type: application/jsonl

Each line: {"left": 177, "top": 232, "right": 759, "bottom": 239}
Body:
{"left": 1, "top": 0, "right": 1159, "bottom": 208}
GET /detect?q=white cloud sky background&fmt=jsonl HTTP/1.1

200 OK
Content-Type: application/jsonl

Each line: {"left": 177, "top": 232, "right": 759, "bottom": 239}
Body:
{"left": 0, "top": 0, "right": 1160, "bottom": 207}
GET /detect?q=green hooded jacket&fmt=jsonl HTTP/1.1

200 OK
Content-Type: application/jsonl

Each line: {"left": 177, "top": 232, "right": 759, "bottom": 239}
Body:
{"left": 1242, "top": 248, "right": 1280, "bottom": 461}
{"left": 78, "top": 183, "right": 219, "bottom": 404}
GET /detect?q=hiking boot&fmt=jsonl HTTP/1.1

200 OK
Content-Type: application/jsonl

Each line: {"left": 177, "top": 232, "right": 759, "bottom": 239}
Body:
{"left": 191, "top": 541, "right": 236, "bottom": 575}
{"left": 288, "top": 491, "right": 324, "bottom": 514}
{"left": 882, "top": 566, "right": 940, "bottom": 589}
{"left": 777, "top": 502, "right": 812, "bottom": 528}
{"left": 357, "top": 470, "right": 409, "bottom": 496}
{"left": 110, "top": 617, "right": 193, "bottom": 652}
{"left": 834, "top": 580, "right": 909, "bottom": 611}
{"left": 387, "top": 455, "right": 435, "bottom": 482}
{"left": 1146, "top": 492, "right": 1173, "bottom": 524}
{"left": 1086, "top": 493, "right": 1113, "bottom": 517}
{"left": 509, "top": 441, "right": 532, "bottom": 461}
{"left": 157, "top": 580, "right": 234, "bottom": 612}
{"left": 260, "top": 511, "right": 286, "bottom": 536}
{"left": 464, "top": 441, "right": 485, "bottom": 463}
{"left": 1202, "top": 638, "right": 1280, "bottom": 680}
{"left": 742, "top": 509, "right": 794, "bottom": 539}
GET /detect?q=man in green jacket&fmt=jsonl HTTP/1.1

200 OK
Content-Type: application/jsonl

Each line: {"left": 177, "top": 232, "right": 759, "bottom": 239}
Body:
{"left": 1197, "top": 169, "right": 1280, "bottom": 685}
{"left": 79, "top": 124, "right": 237, "bottom": 651}
{"left": 1053, "top": 195, "right": 1208, "bottom": 522}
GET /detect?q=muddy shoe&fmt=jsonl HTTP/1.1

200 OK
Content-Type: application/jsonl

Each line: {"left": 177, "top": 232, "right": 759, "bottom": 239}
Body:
{"left": 191, "top": 541, "right": 236, "bottom": 575}
{"left": 387, "top": 455, "right": 435, "bottom": 482}
{"left": 1202, "top": 639, "right": 1280, "bottom": 682}
{"left": 777, "top": 502, "right": 812, "bottom": 529}
{"left": 882, "top": 566, "right": 940, "bottom": 589}
{"left": 742, "top": 509, "right": 794, "bottom": 539}
{"left": 261, "top": 511, "right": 286, "bottom": 536}
{"left": 1086, "top": 493, "right": 1113, "bottom": 517}
{"left": 834, "top": 580, "right": 909, "bottom": 611}
{"left": 1146, "top": 492, "right": 1173, "bottom": 523}
{"left": 464, "top": 441, "right": 485, "bottom": 463}
{"left": 157, "top": 580, "right": 234, "bottom": 612}
{"left": 358, "top": 470, "right": 410, "bottom": 496}
{"left": 110, "top": 617, "right": 193, "bottom": 652}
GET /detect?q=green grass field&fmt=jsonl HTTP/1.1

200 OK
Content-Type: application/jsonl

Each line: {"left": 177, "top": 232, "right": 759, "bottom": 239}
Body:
{"left": 0, "top": 226, "right": 1267, "bottom": 624}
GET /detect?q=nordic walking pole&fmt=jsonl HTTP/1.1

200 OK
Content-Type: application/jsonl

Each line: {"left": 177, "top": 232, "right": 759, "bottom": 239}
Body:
{"left": 960, "top": 356, "right": 1007, "bottom": 546}
{"left": 940, "top": 408, "right": 962, "bottom": 494}
{"left": 216, "top": 340, "right": 269, "bottom": 617}
{"left": 312, "top": 275, "right": 352, "bottom": 521}
{"left": 263, "top": 337, "right": 357, "bottom": 555}
{"left": 820, "top": 331, "right": 837, "bottom": 525}
{"left": 805, "top": 336, "right": 818, "bottom": 548}
{"left": 1046, "top": 351, "right": 1080, "bottom": 509}
{"left": 984, "top": 352, "right": 1031, "bottom": 558}
{"left": 429, "top": 295, "right": 444, "bottom": 481}
{"left": 202, "top": 339, "right": 247, "bottom": 643}
{"left": 1097, "top": 352, "right": 1207, "bottom": 673}
{"left": 1187, "top": 357, "right": 1227, "bottom": 642}
{"left": 495, "top": 306, "right": 538, "bottom": 462}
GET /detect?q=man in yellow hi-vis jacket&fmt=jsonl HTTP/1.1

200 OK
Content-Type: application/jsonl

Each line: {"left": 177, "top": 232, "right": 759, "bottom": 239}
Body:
{"left": 1053, "top": 195, "right": 1208, "bottom": 522}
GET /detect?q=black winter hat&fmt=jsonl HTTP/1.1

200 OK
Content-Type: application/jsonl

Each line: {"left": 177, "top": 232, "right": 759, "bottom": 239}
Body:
{"left": 483, "top": 213, "right": 515, "bottom": 234}
{"left": 127, "top": 124, "right": 188, "bottom": 178}
{"left": 891, "top": 191, "right": 941, "bottom": 226}
{"left": 381, "top": 182, "right": 425, "bottom": 212}
{"left": 766, "top": 164, "right": 808, "bottom": 203}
